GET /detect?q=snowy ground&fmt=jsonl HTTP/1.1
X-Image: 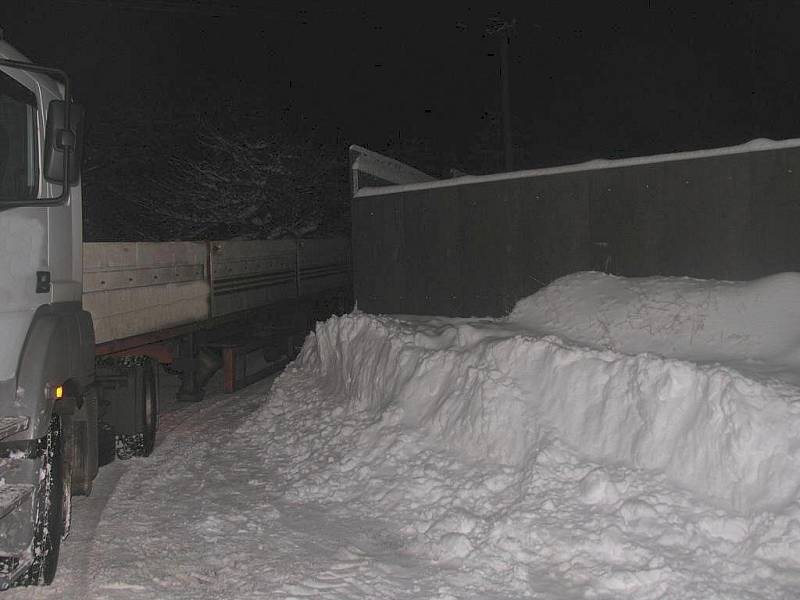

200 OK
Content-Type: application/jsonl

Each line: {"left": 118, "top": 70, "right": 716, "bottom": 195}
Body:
{"left": 7, "top": 271, "right": 800, "bottom": 599}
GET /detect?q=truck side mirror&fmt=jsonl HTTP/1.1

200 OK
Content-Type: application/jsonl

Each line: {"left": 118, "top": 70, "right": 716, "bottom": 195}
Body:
{"left": 44, "top": 100, "right": 84, "bottom": 184}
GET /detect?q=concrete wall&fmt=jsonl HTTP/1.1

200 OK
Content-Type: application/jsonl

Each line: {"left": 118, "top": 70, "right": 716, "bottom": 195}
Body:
{"left": 353, "top": 146, "right": 800, "bottom": 317}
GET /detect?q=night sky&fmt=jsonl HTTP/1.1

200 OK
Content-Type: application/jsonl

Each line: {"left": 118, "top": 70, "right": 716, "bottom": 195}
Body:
{"left": 1, "top": 2, "right": 797, "bottom": 181}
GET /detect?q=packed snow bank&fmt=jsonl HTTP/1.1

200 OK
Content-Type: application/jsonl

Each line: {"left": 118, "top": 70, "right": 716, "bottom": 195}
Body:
{"left": 257, "top": 358, "right": 800, "bottom": 597}
{"left": 261, "top": 273, "right": 800, "bottom": 597}
{"left": 301, "top": 272, "right": 800, "bottom": 513}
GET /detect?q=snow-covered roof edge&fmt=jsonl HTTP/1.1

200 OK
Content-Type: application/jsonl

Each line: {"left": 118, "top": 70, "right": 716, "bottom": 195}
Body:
{"left": 354, "top": 137, "right": 800, "bottom": 198}
{"left": 349, "top": 144, "right": 435, "bottom": 196}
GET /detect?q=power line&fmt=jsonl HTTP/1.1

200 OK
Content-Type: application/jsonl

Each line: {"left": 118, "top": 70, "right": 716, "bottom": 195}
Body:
{"left": 57, "top": 0, "right": 362, "bottom": 20}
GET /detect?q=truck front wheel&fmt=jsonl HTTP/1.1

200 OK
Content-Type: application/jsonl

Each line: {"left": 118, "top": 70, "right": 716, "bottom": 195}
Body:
{"left": 20, "top": 416, "right": 66, "bottom": 586}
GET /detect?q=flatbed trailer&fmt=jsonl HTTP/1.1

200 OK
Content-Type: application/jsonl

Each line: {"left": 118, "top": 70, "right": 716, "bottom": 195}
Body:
{"left": 86, "top": 238, "right": 350, "bottom": 390}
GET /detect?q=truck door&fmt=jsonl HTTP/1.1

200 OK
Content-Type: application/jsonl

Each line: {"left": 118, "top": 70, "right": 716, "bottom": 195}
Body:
{"left": 0, "top": 65, "right": 48, "bottom": 384}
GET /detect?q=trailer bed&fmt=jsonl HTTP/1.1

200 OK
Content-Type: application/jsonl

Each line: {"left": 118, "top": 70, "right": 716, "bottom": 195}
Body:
{"left": 84, "top": 238, "right": 350, "bottom": 347}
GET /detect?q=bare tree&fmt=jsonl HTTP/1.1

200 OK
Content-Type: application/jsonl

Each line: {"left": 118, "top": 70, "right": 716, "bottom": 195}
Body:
{"left": 83, "top": 105, "right": 347, "bottom": 241}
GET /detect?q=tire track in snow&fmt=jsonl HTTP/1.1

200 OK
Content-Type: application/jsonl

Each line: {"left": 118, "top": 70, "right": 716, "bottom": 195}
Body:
{"left": 2, "top": 458, "right": 131, "bottom": 600}
{"left": 84, "top": 376, "right": 277, "bottom": 599}
{"left": 3, "top": 374, "right": 275, "bottom": 600}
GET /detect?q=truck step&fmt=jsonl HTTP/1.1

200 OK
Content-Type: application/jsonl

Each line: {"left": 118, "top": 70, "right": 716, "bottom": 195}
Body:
{"left": 0, "top": 417, "right": 29, "bottom": 442}
{"left": 0, "top": 484, "right": 35, "bottom": 589}
{"left": 0, "top": 484, "right": 34, "bottom": 521}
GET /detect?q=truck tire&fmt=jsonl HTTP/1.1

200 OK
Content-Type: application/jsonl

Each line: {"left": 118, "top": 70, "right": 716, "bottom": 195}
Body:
{"left": 115, "top": 359, "right": 158, "bottom": 460}
{"left": 20, "top": 416, "right": 66, "bottom": 586}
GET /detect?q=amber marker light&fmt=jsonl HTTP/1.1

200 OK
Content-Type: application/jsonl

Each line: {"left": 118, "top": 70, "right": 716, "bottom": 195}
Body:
{"left": 46, "top": 384, "right": 64, "bottom": 401}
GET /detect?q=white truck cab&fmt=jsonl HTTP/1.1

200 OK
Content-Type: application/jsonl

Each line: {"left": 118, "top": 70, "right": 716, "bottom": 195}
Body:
{"left": 0, "top": 37, "right": 95, "bottom": 587}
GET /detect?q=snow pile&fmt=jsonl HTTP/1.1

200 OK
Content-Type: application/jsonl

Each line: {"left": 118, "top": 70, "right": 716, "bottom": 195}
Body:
{"left": 214, "top": 270, "right": 800, "bottom": 598}
{"left": 509, "top": 271, "right": 800, "bottom": 374}
{"left": 302, "top": 274, "right": 800, "bottom": 512}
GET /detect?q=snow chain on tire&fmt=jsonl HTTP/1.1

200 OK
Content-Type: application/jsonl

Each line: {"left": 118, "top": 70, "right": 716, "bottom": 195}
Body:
{"left": 115, "top": 433, "right": 148, "bottom": 461}
{"left": 18, "top": 416, "right": 66, "bottom": 587}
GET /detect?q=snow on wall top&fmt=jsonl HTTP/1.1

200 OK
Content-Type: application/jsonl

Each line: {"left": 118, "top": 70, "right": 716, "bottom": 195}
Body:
{"left": 354, "top": 137, "right": 800, "bottom": 198}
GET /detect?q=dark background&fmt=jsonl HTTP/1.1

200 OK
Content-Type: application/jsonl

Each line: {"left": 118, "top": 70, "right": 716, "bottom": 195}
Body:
{"left": 0, "top": 1, "right": 797, "bottom": 239}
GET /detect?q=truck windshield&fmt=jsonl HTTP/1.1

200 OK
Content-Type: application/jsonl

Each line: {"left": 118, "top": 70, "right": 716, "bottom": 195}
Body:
{"left": 0, "top": 70, "right": 37, "bottom": 201}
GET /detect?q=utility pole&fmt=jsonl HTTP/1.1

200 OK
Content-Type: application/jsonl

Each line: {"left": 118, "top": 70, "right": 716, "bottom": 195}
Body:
{"left": 487, "top": 17, "right": 516, "bottom": 172}
{"left": 499, "top": 30, "right": 512, "bottom": 172}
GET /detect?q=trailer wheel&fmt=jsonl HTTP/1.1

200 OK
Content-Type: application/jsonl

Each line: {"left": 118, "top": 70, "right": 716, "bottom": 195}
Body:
{"left": 20, "top": 416, "right": 66, "bottom": 586}
{"left": 115, "top": 359, "right": 159, "bottom": 460}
